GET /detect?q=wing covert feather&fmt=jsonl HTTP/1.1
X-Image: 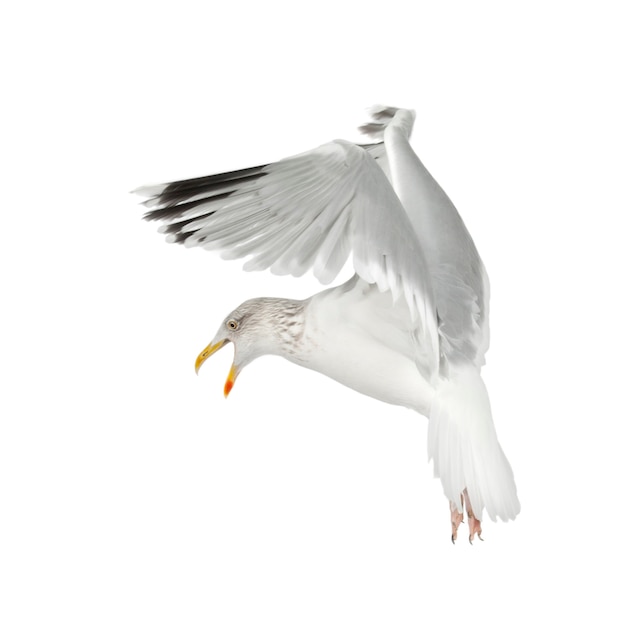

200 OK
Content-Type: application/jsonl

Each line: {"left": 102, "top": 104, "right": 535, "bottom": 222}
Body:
{"left": 136, "top": 140, "right": 439, "bottom": 373}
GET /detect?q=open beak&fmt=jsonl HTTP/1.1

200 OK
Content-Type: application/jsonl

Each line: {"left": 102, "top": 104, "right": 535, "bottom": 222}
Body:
{"left": 195, "top": 339, "right": 239, "bottom": 398}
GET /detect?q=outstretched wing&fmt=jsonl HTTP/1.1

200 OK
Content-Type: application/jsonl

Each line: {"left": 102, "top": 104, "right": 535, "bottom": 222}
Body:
{"left": 135, "top": 139, "right": 439, "bottom": 374}
{"left": 363, "top": 107, "right": 490, "bottom": 369}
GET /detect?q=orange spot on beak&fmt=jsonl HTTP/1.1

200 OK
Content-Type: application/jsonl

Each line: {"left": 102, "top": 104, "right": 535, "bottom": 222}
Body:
{"left": 224, "top": 364, "right": 238, "bottom": 398}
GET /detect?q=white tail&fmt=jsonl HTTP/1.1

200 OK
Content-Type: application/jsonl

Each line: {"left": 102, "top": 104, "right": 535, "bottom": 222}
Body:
{"left": 428, "top": 365, "right": 520, "bottom": 522}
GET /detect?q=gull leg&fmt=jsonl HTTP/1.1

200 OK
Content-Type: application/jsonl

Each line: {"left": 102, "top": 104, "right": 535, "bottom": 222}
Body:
{"left": 450, "top": 489, "right": 484, "bottom": 544}
{"left": 463, "top": 488, "right": 483, "bottom": 544}
{"left": 450, "top": 494, "right": 464, "bottom": 544}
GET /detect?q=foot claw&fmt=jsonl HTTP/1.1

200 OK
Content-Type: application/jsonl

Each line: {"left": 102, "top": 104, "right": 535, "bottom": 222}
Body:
{"left": 450, "top": 500, "right": 464, "bottom": 545}
{"left": 450, "top": 489, "right": 483, "bottom": 544}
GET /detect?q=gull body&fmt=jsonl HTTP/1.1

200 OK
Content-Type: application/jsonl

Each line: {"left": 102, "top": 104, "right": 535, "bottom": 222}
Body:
{"left": 137, "top": 107, "right": 520, "bottom": 540}
{"left": 302, "top": 277, "right": 435, "bottom": 414}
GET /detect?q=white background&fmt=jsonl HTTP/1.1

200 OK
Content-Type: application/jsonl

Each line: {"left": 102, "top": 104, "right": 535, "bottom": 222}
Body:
{"left": 2, "top": 1, "right": 625, "bottom": 624}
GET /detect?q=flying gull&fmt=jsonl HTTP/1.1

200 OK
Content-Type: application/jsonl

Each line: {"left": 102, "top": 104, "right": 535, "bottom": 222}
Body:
{"left": 135, "top": 106, "right": 520, "bottom": 542}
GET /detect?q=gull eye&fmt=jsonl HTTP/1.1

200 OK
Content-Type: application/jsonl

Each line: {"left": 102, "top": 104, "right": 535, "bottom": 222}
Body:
{"left": 227, "top": 319, "right": 239, "bottom": 331}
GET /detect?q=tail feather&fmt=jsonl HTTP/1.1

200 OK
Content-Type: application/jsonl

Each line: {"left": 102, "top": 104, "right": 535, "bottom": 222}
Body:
{"left": 428, "top": 365, "right": 520, "bottom": 522}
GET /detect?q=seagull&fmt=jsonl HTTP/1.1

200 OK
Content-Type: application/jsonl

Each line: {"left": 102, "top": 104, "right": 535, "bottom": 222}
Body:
{"left": 135, "top": 106, "right": 520, "bottom": 542}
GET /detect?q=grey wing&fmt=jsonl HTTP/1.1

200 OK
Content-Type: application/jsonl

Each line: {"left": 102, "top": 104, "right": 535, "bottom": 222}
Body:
{"left": 361, "top": 109, "right": 491, "bottom": 369}
{"left": 136, "top": 139, "right": 440, "bottom": 375}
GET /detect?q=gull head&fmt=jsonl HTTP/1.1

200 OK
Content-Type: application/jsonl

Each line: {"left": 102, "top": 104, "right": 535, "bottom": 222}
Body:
{"left": 194, "top": 297, "right": 306, "bottom": 397}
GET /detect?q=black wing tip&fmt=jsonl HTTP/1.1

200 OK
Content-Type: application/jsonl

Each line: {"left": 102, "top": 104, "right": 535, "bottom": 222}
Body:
{"left": 141, "top": 191, "right": 234, "bottom": 222}
{"left": 161, "top": 163, "right": 268, "bottom": 194}
{"left": 358, "top": 106, "right": 402, "bottom": 138}
{"left": 367, "top": 105, "right": 400, "bottom": 120}
{"left": 166, "top": 230, "right": 197, "bottom": 245}
{"left": 137, "top": 165, "right": 269, "bottom": 221}
{"left": 358, "top": 122, "right": 385, "bottom": 136}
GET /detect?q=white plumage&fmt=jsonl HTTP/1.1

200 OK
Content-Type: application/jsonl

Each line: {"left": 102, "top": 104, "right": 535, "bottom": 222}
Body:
{"left": 136, "top": 106, "right": 520, "bottom": 540}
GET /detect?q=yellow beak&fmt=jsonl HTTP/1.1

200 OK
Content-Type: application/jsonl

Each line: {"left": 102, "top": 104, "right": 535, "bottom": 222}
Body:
{"left": 195, "top": 339, "right": 238, "bottom": 398}
{"left": 195, "top": 340, "right": 226, "bottom": 374}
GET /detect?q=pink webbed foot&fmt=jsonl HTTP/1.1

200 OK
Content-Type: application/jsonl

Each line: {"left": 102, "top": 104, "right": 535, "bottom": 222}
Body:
{"left": 450, "top": 499, "right": 464, "bottom": 544}
{"left": 465, "top": 490, "right": 483, "bottom": 544}
{"left": 450, "top": 489, "right": 483, "bottom": 544}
